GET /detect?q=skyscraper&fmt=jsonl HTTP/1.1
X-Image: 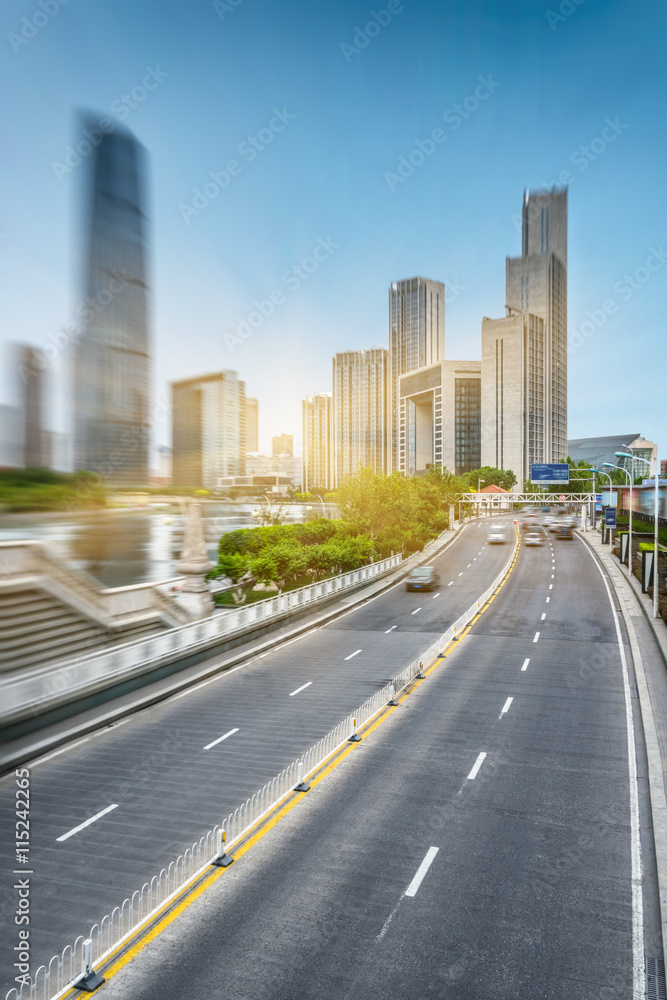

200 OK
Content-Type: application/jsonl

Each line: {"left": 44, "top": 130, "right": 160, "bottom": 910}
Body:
{"left": 245, "top": 397, "right": 259, "bottom": 452}
{"left": 74, "top": 117, "right": 151, "bottom": 482}
{"left": 481, "top": 187, "right": 567, "bottom": 484}
{"left": 302, "top": 393, "right": 333, "bottom": 491}
{"left": 17, "top": 345, "right": 49, "bottom": 468}
{"left": 171, "top": 370, "right": 246, "bottom": 489}
{"left": 333, "top": 349, "right": 388, "bottom": 484}
{"left": 389, "top": 277, "right": 445, "bottom": 471}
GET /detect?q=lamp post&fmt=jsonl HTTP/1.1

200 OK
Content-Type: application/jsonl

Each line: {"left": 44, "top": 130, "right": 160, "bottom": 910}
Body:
{"left": 591, "top": 469, "right": 613, "bottom": 554}
{"left": 603, "top": 462, "right": 633, "bottom": 578}
{"left": 617, "top": 451, "right": 660, "bottom": 619}
{"left": 478, "top": 479, "right": 485, "bottom": 518}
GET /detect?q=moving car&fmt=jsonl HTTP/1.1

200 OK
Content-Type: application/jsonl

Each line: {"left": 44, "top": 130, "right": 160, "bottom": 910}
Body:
{"left": 525, "top": 530, "right": 543, "bottom": 546}
{"left": 487, "top": 526, "right": 508, "bottom": 544}
{"left": 405, "top": 566, "right": 440, "bottom": 591}
{"left": 555, "top": 524, "right": 573, "bottom": 540}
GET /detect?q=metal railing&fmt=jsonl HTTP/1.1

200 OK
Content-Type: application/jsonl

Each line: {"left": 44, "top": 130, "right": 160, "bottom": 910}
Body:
{"left": 1, "top": 555, "right": 403, "bottom": 725}
{"left": 4, "top": 531, "right": 518, "bottom": 1000}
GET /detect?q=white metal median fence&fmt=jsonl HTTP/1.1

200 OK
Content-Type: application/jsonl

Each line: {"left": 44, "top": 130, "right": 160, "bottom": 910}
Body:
{"left": 6, "top": 532, "right": 518, "bottom": 1000}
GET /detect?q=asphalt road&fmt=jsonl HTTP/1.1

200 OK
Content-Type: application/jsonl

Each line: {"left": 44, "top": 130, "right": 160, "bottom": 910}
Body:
{"left": 93, "top": 527, "right": 657, "bottom": 1000}
{"left": 0, "top": 518, "right": 514, "bottom": 993}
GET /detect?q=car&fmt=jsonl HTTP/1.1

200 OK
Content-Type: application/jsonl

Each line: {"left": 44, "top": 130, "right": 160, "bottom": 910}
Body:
{"left": 525, "top": 530, "right": 543, "bottom": 546}
{"left": 487, "top": 527, "right": 508, "bottom": 544}
{"left": 555, "top": 524, "right": 573, "bottom": 539}
{"left": 405, "top": 566, "right": 440, "bottom": 591}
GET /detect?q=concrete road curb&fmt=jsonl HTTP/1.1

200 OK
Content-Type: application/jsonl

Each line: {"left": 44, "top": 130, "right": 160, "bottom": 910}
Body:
{"left": 578, "top": 529, "right": 667, "bottom": 965}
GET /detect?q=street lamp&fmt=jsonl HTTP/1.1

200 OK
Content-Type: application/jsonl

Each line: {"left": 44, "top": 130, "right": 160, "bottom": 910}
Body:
{"left": 478, "top": 479, "right": 485, "bottom": 518}
{"left": 617, "top": 450, "right": 660, "bottom": 619}
{"left": 603, "top": 462, "right": 633, "bottom": 579}
{"left": 590, "top": 469, "right": 613, "bottom": 554}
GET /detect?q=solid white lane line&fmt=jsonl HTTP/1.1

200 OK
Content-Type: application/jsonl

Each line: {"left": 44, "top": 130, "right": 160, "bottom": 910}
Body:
{"left": 500, "top": 697, "right": 513, "bottom": 715}
{"left": 345, "top": 649, "right": 362, "bottom": 660}
{"left": 57, "top": 804, "right": 118, "bottom": 842}
{"left": 411, "top": 607, "right": 422, "bottom": 615}
{"left": 579, "top": 540, "right": 643, "bottom": 998}
{"left": 432, "top": 593, "right": 440, "bottom": 599}
{"left": 521, "top": 658, "right": 530, "bottom": 671}
{"left": 467, "top": 752, "right": 487, "bottom": 780}
{"left": 384, "top": 625, "right": 397, "bottom": 633}
{"left": 541, "top": 612, "right": 546, "bottom": 620}
{"left": 203, "top": 727, "right": 239, "bottom": 750}
{"left": 289, "top": 682, "right": 312, "bottom": 697}
{"left": 533, "top": 632, "right": 540, "bottom": 642}
{"left": 405, "top": 846, "right": 439, "bottom": 897}
{"left": 448, "top": 581, "right": 453, "bottom": 586}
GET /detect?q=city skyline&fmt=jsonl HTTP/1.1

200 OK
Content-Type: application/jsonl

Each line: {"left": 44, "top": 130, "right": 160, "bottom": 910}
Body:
{"left": 0, "top": 0, "right": 664, "bottom": 460}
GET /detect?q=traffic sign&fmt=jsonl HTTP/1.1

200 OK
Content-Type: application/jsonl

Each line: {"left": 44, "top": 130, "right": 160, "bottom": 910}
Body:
{"left": 605, "top": 508, "right": 617, "bottom": 527}
{"left": 558, "top": 494, "right": 567, "bottom": 501}
{"left": 530, "top": 463, "right": 570, "bottom": 484}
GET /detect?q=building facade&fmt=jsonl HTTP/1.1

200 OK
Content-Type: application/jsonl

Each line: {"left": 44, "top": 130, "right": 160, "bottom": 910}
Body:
{"left": 245, "top": 397, "right": 259, "bottom": 452}
{"left": 171, "top": 371, "right": 246, "bottom": 489}
{"left": 302, "top": 393, "right": 333, "bottom": 492}
{"left": 333, "top": 349, "right": 388, "bottom": 484}
{"left": 18, "top": 345, "right": 49, "bottom": 468}
{"left": 389, "top": 277, "right": 445, "bottom": 471}
{"left": 272, "top": 433, "right": 293, "bottom": 457}
{"left": 74, "top": 119, "right": 151, "bottom": 483}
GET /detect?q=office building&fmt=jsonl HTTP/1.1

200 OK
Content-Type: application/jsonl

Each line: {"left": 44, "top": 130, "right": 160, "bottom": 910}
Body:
{"left": 442, "top": 361, "right": 481, "bottom": 476}
{"left": 17, "top": 345, "right": 50, "bottom": 468}
{"left": 272, "top": 433, "right": 293, "bottom": 457}
{"left": 245, "top": 452, "right": 301, "bottom": 485}
{"left": 481, "top": 187, "right": 567, "bottom": 484}
{"left": 389, "top": 277, "right": 445, "bottom": 471}
{"left": 0, "top": 404, "right": 19, "bottom": 468}
{"left": 333, "top": 349, "right": 388, "bottom": 484}
{"left": 302, "top": 393, "right": 333, "bottom": 491}
{"left": 171, "top": 370, "right": 246, "bottom": 489}
{"left": 568, "top": 434, "right": 657, "bottom": 479}
{"left": 245, "top": 397, "right": 259, "bottom": 452}
{"left": 73, "top": 117, "right": 151, "bottom": 483}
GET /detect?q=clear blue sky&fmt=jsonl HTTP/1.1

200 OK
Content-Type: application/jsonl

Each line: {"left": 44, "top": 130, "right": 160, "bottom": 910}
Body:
{"left": 1, "top": 0, "right": 665, "bottom": 458}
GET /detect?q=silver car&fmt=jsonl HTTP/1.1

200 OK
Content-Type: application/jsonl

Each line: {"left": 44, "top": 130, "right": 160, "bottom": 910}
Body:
{"left": 487, "top": 527, "right": 508, "bottom": 544}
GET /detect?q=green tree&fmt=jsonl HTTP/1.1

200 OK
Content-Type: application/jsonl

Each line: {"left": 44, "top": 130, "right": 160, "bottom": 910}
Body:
{"left": 463, "top": 466, "right": 517, "bottom": 491}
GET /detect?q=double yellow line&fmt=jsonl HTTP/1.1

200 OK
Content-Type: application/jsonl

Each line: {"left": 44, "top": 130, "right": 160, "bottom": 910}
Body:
{"left": 59, "top": 525, "right": 522, "bottom": 995}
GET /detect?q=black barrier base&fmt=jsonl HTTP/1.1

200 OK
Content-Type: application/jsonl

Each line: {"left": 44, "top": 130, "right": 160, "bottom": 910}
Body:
{"left": 294, "top": 781, "right": 311, "bottom": 792}
{"left": 211, "top": 853, "right": 235, "bottom": 868}
{"left": 74, "top": 972, "right": 105, "bottom": 993}
{"left": 348, "top": 733, "right": 362, "bottom": 742}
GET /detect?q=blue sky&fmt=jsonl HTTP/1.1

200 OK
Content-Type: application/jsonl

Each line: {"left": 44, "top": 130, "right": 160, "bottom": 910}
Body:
{"left": 1, "top": 0, "right": 665, "bottom": 458}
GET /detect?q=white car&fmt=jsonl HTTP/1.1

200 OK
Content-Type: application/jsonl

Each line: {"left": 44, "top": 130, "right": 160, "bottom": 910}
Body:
{"left": 488, "top": 527, "right": 508, "bottom": 544}
{"left": 525, "top": 530, "right": 543, "bottom": 546}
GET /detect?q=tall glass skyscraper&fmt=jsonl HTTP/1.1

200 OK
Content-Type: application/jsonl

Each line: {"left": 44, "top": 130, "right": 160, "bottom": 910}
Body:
{"left": 74, "top": 118, "right": 151, "bottom": 483}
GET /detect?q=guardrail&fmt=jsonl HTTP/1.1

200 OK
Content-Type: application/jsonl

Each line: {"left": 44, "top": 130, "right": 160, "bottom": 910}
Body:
{"left": 4, "top": 529, "right": 519, "bottom": 1000}
{"left": 1, "top": 555, "right": 403, "bottom": 726}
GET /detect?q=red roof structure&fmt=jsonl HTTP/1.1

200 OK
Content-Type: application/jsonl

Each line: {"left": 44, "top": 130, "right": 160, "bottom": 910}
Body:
{"left": 479, "top": 483, "right": 509, "bottom": 494}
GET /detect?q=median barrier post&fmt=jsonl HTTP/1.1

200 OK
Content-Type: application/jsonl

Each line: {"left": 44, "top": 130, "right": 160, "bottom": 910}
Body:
{"left": 294, "top": 760, "right": 310, "bottom": 793}
{"left": 416, "top": 659, "right": 425, "bottom": 679}
{"left": 211, "top": 828, "right": 234, "bottom": 868}
{"left": 73, "top": 939, "right": 104, "bottom": 993}
{"left": 387, "top": 683, "right": 399, "bottom": 706}
{"left": 348, "top": 717, "right": 362, "bottom": 742}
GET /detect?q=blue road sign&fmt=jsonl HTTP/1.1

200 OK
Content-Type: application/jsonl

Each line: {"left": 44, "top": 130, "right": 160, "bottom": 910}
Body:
{"left": 605, "top": 508, "right": 617, "bottom": 527}
{"left": 530, "top": 463, "right": 570, "bottom": 484}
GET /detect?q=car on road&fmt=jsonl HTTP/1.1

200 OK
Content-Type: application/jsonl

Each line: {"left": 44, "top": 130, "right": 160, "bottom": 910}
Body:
{"left": 405, "top": 566, "right": 440, "bottom": 591}
{"left": 555, "top": 524, "right": 573, "bottom": 540}
{"left": 487, "top": 526, "right": 508, "bottom": 544}
{"left": 525, "top": 531, "right": 543, "bottom": 546}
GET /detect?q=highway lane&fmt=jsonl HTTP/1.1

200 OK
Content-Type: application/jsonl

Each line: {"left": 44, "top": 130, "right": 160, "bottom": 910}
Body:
{"left": 96, "top": 522, "right": 655, "bottom": 1000}
{"left": 0, "top": 517, "right": 514, "bottom": 991}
